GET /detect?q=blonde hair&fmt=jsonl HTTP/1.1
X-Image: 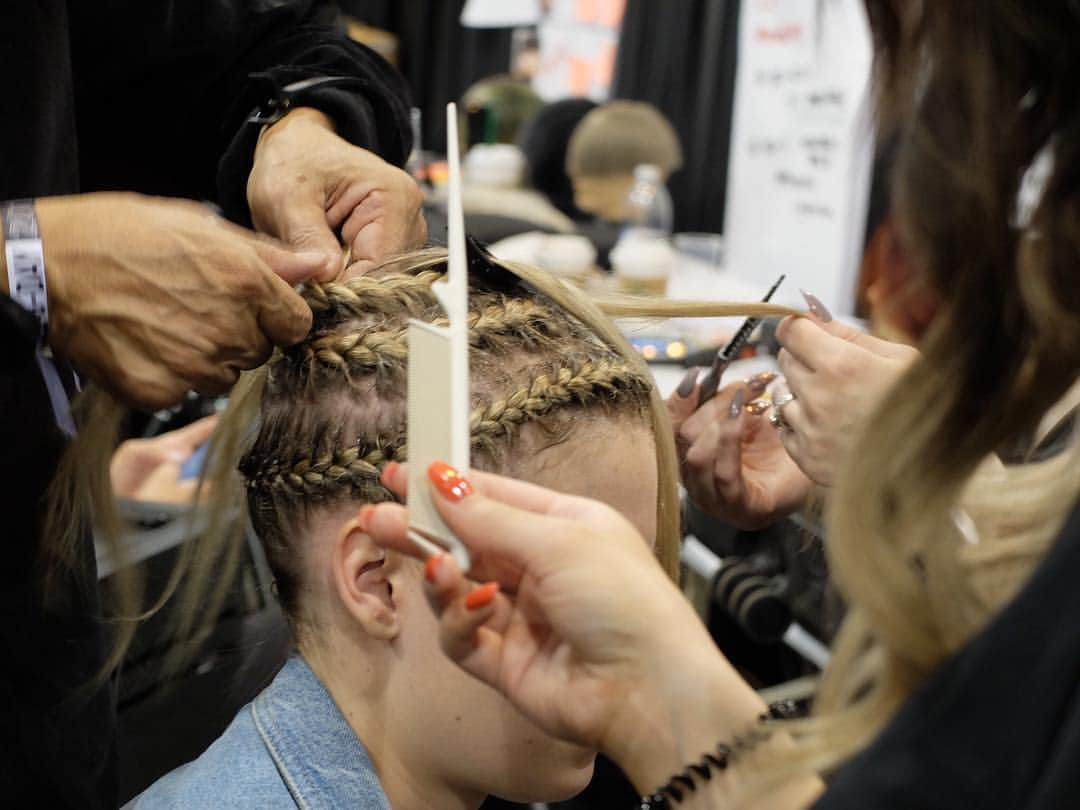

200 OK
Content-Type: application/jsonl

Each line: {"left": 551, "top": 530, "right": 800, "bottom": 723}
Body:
{"left": 566, "top": 101, "right": 683, "bottom": 178}
{"left": 50, "top": 249, "right": 798, "bottom": 675}
{"left": 742, "top": 0, "right": 1080, "bottom": 794}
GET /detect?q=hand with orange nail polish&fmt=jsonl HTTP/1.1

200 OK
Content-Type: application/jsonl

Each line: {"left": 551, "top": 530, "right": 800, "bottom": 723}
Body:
{"left": 361, "top": 463, "right": 766, "bottom": 792}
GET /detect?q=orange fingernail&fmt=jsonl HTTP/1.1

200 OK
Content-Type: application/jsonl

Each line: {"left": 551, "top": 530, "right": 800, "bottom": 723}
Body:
{"left": 357, "top": 504, "right": 375, "bottom": 532}
{"left": 425, "top": 553, "right": 445, "bottom": 584}
{"left": 382, "top": 461, "right": 400, "bottom": 482}
{"left": 745, "top": 399, "right": 771, "bottom": 416}
{"left": 428, "top": 461, "right": 474, "bottom": 502}
{"left": 465, "top": 581, "right": 499, "bottom": 610}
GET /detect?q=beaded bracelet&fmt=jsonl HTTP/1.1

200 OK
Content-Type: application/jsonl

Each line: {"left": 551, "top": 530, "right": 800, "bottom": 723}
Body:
{"left": 636, "top": 700, "right": 798, "bottom": 809}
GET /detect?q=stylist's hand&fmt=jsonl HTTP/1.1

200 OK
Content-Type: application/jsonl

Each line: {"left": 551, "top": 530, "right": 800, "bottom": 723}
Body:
{"left": 247, "top": 107, "right": 427, "bottom": 280}
{"left": 363, "top": 462, "right": 766, "bottom": 792}
{"left": 668, "top": 372, "right": 813, "bottom": 529}
{"left": 37, "top": 193, "right": 320, "bottom": 410}
{"left": 775, "top": 298, "right": 918, "bottom": 485}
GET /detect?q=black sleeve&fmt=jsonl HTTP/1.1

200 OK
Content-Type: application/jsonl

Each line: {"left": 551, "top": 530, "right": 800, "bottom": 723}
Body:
{"left": 0, "top": 295, "right": 117, "bottom": 810}
{"left": 814, "top": 500, "right": 1080, "bottom": 810}
{"left": 68, "top": 1, "right": 412, "bottom": 224}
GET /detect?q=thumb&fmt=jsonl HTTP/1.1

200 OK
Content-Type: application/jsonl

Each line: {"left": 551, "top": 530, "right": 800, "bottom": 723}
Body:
{"left": 666, "top": 367, "right": 701, "bottom": 435}
{"left": 277, "top": 201, "right": 345, "bottom": 281}
{"left": 246, "top": 262, "right": 313, "bottom": 347}
{"left": 252, "top": 238, "right": 333, "bottom": 286}
{"left": 165, "top": 414, "right": 220, "bottom": 453}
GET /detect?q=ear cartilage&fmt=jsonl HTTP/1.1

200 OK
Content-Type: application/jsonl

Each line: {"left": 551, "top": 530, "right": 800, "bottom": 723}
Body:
{"left": 406, "top": 102, "right": 472, "bottom": 574}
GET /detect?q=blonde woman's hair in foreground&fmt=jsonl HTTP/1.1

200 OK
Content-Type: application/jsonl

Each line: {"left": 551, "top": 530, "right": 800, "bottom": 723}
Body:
{"left": 752, "top": 0, "right": 1080, "bottom": 795}
{"left": 47, "top": 247, "right": 799, "bottom": 676}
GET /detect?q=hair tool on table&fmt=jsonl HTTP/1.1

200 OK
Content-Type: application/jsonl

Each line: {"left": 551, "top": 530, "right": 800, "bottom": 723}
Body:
{"left": 695, "top": 274, "right": 786, "bottom": 408}
{"left": 405, "top": 102, "right": 472, "bottom": 573}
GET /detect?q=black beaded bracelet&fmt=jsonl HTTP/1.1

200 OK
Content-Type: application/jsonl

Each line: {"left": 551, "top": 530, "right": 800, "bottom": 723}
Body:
{"left": 636, "top": 700, "right": 798, "bottom": 809}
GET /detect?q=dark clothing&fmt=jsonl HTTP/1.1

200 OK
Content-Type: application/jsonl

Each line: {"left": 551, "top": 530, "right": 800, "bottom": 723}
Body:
{"left": 816, "top": 500, "right": 1080, "bottom": 809}
{"left": 0, "top": 2, "right": 411, "bottom": 807}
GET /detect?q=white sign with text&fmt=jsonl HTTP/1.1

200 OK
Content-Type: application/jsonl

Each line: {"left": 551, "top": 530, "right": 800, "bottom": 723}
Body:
{"left": 724, "top": 0, "right": 874, "bottom": 315}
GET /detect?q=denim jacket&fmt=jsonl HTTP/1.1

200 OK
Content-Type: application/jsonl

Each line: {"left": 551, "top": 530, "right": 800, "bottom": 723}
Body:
{"left": 126, "top": 656, "right": 391, "bottom": 809}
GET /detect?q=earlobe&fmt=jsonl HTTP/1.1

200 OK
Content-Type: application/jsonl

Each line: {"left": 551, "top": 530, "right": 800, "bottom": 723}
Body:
{"left": 333, "top": 514, "right": 401, "bottom": 641}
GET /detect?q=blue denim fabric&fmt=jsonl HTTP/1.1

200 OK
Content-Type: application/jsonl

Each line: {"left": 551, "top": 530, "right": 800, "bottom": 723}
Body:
{"left": 126, "top": 656, "right": 391, "bottom": 809}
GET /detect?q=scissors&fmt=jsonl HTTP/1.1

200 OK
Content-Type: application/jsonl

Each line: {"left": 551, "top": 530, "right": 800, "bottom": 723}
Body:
{"left": 695, "top": 274, "right": 786, "bottom": 407}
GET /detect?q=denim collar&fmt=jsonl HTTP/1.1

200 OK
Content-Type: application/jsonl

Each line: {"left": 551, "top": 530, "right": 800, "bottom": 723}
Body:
{"left": 252, "top": 656, "right": 391, "bottom": 810}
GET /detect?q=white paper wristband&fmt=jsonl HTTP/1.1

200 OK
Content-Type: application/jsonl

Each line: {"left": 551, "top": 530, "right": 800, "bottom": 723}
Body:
{"left": 3, "top": 199, "right": 49, "bottom": 346}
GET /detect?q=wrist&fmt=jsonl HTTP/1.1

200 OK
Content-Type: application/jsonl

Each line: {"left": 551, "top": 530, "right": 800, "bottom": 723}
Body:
{"left": 32, "top": 196, "right": 75, "bottom": 355}
{"left": 605, "top": 644, "right": 766, "bottom": 794}
{"left": 256, "top": 106, "right": 336, "bottom": 155}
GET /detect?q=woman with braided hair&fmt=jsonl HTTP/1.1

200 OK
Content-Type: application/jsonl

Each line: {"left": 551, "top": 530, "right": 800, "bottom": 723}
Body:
{"left": 126, "top": 246, "right": 795, "bottom": 809}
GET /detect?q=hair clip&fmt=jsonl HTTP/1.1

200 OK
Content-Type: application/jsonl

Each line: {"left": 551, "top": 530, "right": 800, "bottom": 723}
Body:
{"left": 465, "top": 234, "right": 535, "bottom": 295}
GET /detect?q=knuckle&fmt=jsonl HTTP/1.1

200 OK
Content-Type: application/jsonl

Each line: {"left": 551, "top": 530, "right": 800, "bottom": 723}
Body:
{"left": 229, "top": 262, "right": 266, "bottom": 300}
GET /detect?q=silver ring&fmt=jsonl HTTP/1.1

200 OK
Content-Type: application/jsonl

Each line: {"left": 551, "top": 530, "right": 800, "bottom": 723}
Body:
{"left": 769, "top": 393, "right": 795, "bottom": 430}
{"left": 772, "top": 392, "right": 797, "bottom": 411}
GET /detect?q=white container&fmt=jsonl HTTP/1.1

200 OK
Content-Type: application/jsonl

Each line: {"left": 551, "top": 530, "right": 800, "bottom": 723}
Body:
{"left": 463, "top": 143, "right": 526, "bottom": 188}
{"left": 610, "top": 232, "right": 676, "bottom": 296}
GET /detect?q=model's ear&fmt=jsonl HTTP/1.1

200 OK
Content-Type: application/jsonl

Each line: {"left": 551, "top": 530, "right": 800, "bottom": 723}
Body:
{"left": 332, "top": 511, "right": 400, "bottom": 641}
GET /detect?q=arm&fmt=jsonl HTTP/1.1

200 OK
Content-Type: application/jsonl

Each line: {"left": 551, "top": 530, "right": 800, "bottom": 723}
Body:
{"left": 2, "top": 193, "right": 318, "bottom": 410}
{"left": 68, "top": 1, "right": 414, "bottom": 223}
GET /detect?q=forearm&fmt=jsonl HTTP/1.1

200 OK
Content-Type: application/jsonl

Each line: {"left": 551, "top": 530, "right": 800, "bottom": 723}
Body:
{"left": 611, "top": 649, "right": 824, "bottom": 810}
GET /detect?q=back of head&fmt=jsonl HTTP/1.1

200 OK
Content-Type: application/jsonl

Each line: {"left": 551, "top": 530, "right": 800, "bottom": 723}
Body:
{"left": 565, "top": 101, "right": 683, "bottom": 179}
{"left": 461, "top": 75, "right": 544, "bottom": 146}
{"left": 518, "top": 98, "right": 598, "bottom": 219}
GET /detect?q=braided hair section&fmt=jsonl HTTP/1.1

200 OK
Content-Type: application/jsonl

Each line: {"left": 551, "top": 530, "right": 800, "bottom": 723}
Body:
{"left": 240, "top": 254, "right": 654, "bottom": 622}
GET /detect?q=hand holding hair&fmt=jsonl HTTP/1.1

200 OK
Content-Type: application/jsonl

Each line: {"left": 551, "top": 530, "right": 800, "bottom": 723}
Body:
{"left": 248, "top": 107, "right": 427, "bottom": 280}
{"left": 774, "top": 304, "right": 919, "bottom": 486}
{"left": 668, "top": 375, "right": 814, "bottom": 529}
{"left": 34, "top": 192, "right": 321, "bottom": 410}
{"left": 361, "top": 461, "right": 776, "bottom": 800}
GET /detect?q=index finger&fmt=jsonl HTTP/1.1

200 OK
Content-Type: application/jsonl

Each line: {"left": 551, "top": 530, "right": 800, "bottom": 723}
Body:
{"left": 775, "top": 315, "right": 850, "bottom": 371}
{"left": 381, "top": 462, "right": 609, "bottom": 524}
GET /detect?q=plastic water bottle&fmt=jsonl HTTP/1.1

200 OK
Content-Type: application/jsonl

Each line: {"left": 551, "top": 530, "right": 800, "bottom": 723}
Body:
{"left": 405, "top": 107, "right": 426, "bottom": 181}
{"left": 623, "top": 163, "right": 674, "bottom": 239}
{"left": 611, "top": 164, "right": 676, "bottom": 295}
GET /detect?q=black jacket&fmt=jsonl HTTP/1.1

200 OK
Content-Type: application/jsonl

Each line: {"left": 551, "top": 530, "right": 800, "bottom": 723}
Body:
{"left": 816, "top": 500, "right": 1080, "bottom": 809}
{"left": 0, "top": 2, "right": 411, "bottom": 807}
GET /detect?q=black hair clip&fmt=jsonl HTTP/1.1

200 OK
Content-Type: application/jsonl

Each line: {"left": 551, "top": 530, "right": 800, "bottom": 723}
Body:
{"left": 464, "top": 234, "right": 536, "bottom": 295}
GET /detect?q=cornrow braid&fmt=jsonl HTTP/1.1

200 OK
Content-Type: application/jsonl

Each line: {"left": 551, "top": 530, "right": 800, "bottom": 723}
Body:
{"left": 470, "top": 359, "right": 650, "bottom": 456}
{"left": 303, "top": 270, "right": 443, "bottom": 319}
{"left": 299, "top": 297, "right": 583, "bottom": 378}
{"left": 243, "top": 441, "right": 404, "bottom": 501}
{"left": 247, "top": 357, "right": 649, "bottom": 503}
